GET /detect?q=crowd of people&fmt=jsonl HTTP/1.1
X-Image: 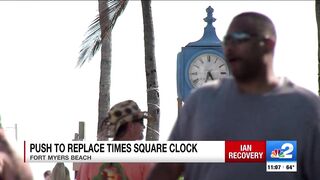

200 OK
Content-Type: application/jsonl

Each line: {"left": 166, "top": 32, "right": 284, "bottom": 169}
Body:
{"left": 2, "top": 11, "right": 320, "bottom": 180}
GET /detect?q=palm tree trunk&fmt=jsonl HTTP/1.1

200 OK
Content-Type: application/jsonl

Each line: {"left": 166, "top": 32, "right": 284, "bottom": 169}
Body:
{"left": 316, "top": 0, "right": 320, "bottom": 95}
{"left": 141, "top": 0, "right": 160, "bottom": 140}
{"left": 97, "top": 0, "right": 112, "bottom": 136}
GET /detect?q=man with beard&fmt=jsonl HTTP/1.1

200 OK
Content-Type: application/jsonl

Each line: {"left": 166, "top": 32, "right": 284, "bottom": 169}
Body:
{"left": 148, "top": 12, "right": 320, "bottom": 180}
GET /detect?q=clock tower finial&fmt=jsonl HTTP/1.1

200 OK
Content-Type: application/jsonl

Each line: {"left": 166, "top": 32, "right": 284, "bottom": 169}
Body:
{"left": 204, "top": 6, "right": 216, "bottom": 25}
{"left": 187, "top": 6, "right": 221, "bottom": 47}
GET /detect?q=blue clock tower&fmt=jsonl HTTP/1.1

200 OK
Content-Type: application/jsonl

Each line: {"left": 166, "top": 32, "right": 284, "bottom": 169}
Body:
{"left": 177, "top": 6, "right": 230, "bottom": 103}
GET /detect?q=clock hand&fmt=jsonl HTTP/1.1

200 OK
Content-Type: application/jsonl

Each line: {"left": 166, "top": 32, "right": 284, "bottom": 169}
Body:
{"left": 205, "top": 71, "right": 214, "bottom": 82}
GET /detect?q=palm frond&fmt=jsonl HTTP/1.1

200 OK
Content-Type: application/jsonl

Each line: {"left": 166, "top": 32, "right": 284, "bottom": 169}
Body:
{"left": 78, "top": 16, "right": 101, "bottom": 67}
{"left": 100, "top": 0, "right": 128, "bottom": 40}
{"left": 77, "top": 0, "right": 128, "bottom": 67}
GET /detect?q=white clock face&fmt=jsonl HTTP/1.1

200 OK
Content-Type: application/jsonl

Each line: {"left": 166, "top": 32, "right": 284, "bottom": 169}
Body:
{"left": 188, "top": 53, "right": 230, "bottom": 88}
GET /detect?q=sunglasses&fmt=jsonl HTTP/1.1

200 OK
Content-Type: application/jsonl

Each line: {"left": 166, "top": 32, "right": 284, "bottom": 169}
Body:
{"left": 223, "top": 32, "right": 263, "bottom": 46}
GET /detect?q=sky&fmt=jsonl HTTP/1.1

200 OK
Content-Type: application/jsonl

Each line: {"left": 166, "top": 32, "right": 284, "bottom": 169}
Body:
{"left": 0, "top": 1, "right": 318, "bottom": 180}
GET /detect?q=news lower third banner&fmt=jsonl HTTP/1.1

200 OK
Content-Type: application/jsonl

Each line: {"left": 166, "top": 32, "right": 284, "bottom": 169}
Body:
{"left": 24, "top": 140, "right": 297, "bottom": 172}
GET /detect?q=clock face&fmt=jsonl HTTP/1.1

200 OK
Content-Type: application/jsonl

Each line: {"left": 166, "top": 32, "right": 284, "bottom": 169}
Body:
{"left": 188, "top": 53, "right": 230, "bottom": 88}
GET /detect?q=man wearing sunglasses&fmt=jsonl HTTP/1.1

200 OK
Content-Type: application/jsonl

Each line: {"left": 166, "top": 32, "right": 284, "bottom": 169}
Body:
{"left": 77, "top": 100, "right": 153, "bottom": 180}
{"left": 148, "top": 12, "right": 320, "bottom": 180}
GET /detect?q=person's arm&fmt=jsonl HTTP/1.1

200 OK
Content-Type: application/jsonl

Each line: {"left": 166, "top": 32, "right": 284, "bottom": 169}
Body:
{"left": 0, "top": 129, "right": 33, "bottom": 180}
{"left": 147, "top": 163, "right": 184, "bottom": 180}
{"left": 76, "top": 163, "right": 87, "bottom": 180}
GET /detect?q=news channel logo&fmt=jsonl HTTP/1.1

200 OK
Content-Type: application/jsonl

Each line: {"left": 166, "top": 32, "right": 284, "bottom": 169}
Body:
{"left": 266, "top": 141, "right": 297, "bottom": 162}
{"left": 266, "top": 140, "right": 297, "bottom": 172}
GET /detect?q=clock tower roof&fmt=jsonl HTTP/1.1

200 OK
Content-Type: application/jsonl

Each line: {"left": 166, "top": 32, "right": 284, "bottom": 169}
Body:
{"left": 187, "top": 6, "right": 221, "bottom": 47}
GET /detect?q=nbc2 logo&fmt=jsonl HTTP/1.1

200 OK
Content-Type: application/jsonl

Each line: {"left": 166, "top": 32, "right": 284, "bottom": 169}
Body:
{"left": 270, "top": 143, "right": 293, "bottom": 159}
{"left": 266, "top": 141, "right": 297, "bottom": 162}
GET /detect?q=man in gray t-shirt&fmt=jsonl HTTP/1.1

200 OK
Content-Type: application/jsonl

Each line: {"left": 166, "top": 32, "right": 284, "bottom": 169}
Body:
{"left": 148, "top": 12, "right": 320, "bottom": 180}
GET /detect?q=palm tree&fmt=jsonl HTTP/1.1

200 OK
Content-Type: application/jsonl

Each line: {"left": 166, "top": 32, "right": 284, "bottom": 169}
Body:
{"left": 316, "top": 0, "right": 320, "bottom": 95}
{"left": 141, "top": 0, "right": 160, "bottom": 140}
{"left": 78, "top": 0, "right": 160, "bottom": 140}
{"left": 78, "top": 0, "right": 128, "bottom": 136}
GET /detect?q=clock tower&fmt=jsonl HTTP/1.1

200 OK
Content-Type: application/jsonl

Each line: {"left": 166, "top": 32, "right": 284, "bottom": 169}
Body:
{"left": 177, "top": 6, "right": 230, "bottom": 102}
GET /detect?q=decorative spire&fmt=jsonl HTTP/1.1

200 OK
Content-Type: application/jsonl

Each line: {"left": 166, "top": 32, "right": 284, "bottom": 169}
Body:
{"left": 187, "top": 6, "right": 221, "bottom": 47}
{"left": 204, "top": 6, "right": 216, "bottom": 26}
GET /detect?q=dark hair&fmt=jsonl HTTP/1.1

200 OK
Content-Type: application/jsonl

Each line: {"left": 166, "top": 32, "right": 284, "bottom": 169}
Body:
{"left": 44, "top": 170, "right": 51, "bottom": 177}
{"left": 235, "top": 12, "right": 276, "bottom": 38}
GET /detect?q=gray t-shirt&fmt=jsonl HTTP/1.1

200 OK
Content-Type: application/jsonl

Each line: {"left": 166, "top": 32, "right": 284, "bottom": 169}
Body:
{"left": 170, "top": 78, "right": 320, "bottom": 180}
